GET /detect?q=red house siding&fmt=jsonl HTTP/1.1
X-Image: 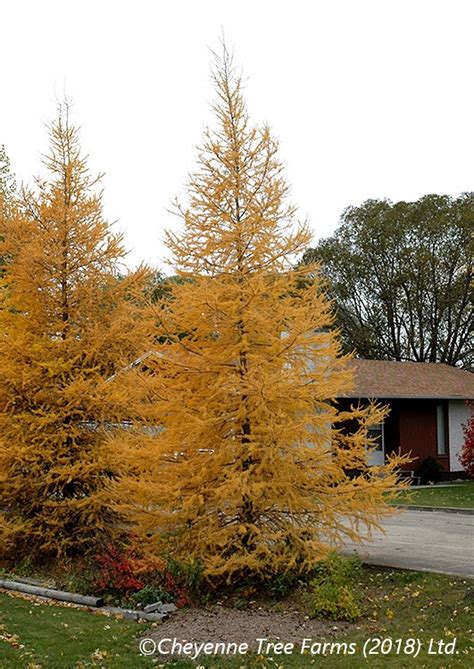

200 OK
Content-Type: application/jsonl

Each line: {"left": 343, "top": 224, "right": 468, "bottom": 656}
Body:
{"left": 396, "top": 399, "right": 449, "bottom": 472}
{"left": 340, "top": 398, "right": 450, "bottom": 474}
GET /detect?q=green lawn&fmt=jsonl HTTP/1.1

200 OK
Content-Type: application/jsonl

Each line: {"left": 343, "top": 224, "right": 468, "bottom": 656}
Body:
{"left": 395, "top": 482, "right": 474, "bottom": 509}
{"left": 1, "top": 567, "right": 473, "bottom": 668}
{"left": 0, "top": 593, "right": 154, "bottom": 668}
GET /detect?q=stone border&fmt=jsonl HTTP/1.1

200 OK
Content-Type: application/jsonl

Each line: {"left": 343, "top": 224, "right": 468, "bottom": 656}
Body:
{"left": 0, "top": 579, "right": 173, "bottom": 622}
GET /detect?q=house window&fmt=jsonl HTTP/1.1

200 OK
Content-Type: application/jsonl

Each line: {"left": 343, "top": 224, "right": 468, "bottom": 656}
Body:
{"left": 367, "top": 423, "right": 384, "bottom": 451}
{"left": 436, "top": 403, "right": 447, "bottom": 455}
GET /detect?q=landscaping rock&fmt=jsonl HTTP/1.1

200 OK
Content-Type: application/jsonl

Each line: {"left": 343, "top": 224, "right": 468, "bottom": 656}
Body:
{"left": 140, "top": 611, "right": 168, "bottom": 622}
{"left": 161, "top": 603, "right": 178, "bottom": 613}
{"left": 144, "top": 601, "right": 163, "bottom": 613}
{"left": 102, "top": 606, "right": 167, "bottom": 622}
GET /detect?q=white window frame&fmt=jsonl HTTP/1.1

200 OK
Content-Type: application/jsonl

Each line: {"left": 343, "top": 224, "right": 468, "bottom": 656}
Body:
{"left": 436, "top": 403, "right": 447, "bottom": 455}
{"left": 367, "top": 422, "right": 385, "bottom": 452}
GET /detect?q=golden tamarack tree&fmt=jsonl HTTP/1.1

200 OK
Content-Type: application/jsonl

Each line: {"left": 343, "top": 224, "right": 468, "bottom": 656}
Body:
{"left": 0, "top": 108, "right": 149, "bottom": 559}
{"left": 111, "top": 49, "right": 409, "bottom": 584}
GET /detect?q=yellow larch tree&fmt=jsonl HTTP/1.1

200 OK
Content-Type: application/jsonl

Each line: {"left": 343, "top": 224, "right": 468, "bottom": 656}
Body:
{"left": 0, "top": 107, "right": 150, "bottom": 560}
{"left": 111, "top": 48, "right": 408, "bottom": 584}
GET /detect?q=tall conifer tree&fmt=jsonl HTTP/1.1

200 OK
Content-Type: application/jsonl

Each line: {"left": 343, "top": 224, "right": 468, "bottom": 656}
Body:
{"left": 0, "top": 107, "right": 149, "bottom": 559}
{"left": 112, "top": 48, "right": 407, "bottom": 584}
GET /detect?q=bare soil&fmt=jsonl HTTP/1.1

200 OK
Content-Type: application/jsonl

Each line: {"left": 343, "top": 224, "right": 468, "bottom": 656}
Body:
{"left": 146, "top": 603, "right": 353, "bottom": 656}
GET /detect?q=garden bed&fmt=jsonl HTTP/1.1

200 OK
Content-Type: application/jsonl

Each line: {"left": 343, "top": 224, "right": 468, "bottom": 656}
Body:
{"left": 1, "top": 566, "right": 472, "bottom": 668}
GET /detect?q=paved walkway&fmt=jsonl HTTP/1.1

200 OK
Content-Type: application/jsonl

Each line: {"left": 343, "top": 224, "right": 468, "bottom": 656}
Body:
{"left": 342, "top": 508, "right": 474, "bottom": 578}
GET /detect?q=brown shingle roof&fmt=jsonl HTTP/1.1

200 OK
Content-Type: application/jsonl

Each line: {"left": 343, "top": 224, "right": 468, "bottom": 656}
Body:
{"left": 345, "top": 359, "right": 474, "bottom": 400}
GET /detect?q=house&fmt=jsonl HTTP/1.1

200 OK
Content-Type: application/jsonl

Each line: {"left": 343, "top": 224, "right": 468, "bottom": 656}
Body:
{"left": 338, "top": 359, "right": 474, "bottom": 477}
{"left": 106, "top": 351, "right": 473, "bottom": 478}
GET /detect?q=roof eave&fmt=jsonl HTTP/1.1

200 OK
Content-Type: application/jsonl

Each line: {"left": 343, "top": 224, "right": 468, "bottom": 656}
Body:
{"left": 341, "top": 394, "right": 473, "bottom": 401}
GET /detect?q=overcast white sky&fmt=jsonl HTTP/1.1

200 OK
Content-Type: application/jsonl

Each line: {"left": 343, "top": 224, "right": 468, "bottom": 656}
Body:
{"left": 2, "top": 0, "right": 473, "bottom": 271}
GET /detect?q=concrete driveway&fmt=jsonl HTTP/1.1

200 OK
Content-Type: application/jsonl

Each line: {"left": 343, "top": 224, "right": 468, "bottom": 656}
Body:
{"left": 342, "top": 508, "right": 474, "bottom": 578}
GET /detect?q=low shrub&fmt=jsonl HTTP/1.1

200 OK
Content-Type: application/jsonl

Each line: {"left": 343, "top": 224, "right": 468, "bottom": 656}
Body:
{"left": 94, "top": 545, "right": 145, "bottom": 598}
{"left": 266, "top": 571, "right": 299, "bottom": 599}
{"left": 167, "top": 557, "right": 205, "bottom": 598}
{"left": 129, "top": 583, "right": 171, "bottom": 607}
{"left": 92, "top": 546, "right": 200, "bottom": 607}
{"left": 307, "top": 552, "right": 362, "bottom": 622}
{"left": 459, "top": 411, "right": 474, "bottom": 479}
{"left": 61, "top": 561, "right": 96, "bottom": 595}
{"left": 417, "top": 456, "right": 444, "bottom": 484}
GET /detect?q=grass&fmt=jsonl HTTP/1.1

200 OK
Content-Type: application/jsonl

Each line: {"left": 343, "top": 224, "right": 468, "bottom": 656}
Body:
{"left": 395, "top": 481, "right": 474, "bottom": 509}
{"left": 1, "top": 566, "right": 473, "bottom": 668}
{"left": 0, "top": 593, "right": 155, "bottom": 668}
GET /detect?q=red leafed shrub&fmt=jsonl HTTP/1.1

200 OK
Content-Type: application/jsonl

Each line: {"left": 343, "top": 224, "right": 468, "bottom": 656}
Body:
{"left": 163, "top": 569, "right": 190, "bottom": 608}
{"left": 94, "top": 545, "right": 145, "bottom": 595}
{"left": 459, "top": 408, "right": 474, "bottom": 479}
{"left": 93, "top": 544, "right": 192, "bottom": 606}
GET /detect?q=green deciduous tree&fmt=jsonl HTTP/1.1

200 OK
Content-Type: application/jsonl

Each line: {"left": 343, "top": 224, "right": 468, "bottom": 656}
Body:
{"left": 0, "top": 144, "right": 16, "bottom": 269}
{"left": 302, "top": 195, "right": 473, "bottom": 368}
{"left": 0, "top": 144, "right": 16, "bottom": 202}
